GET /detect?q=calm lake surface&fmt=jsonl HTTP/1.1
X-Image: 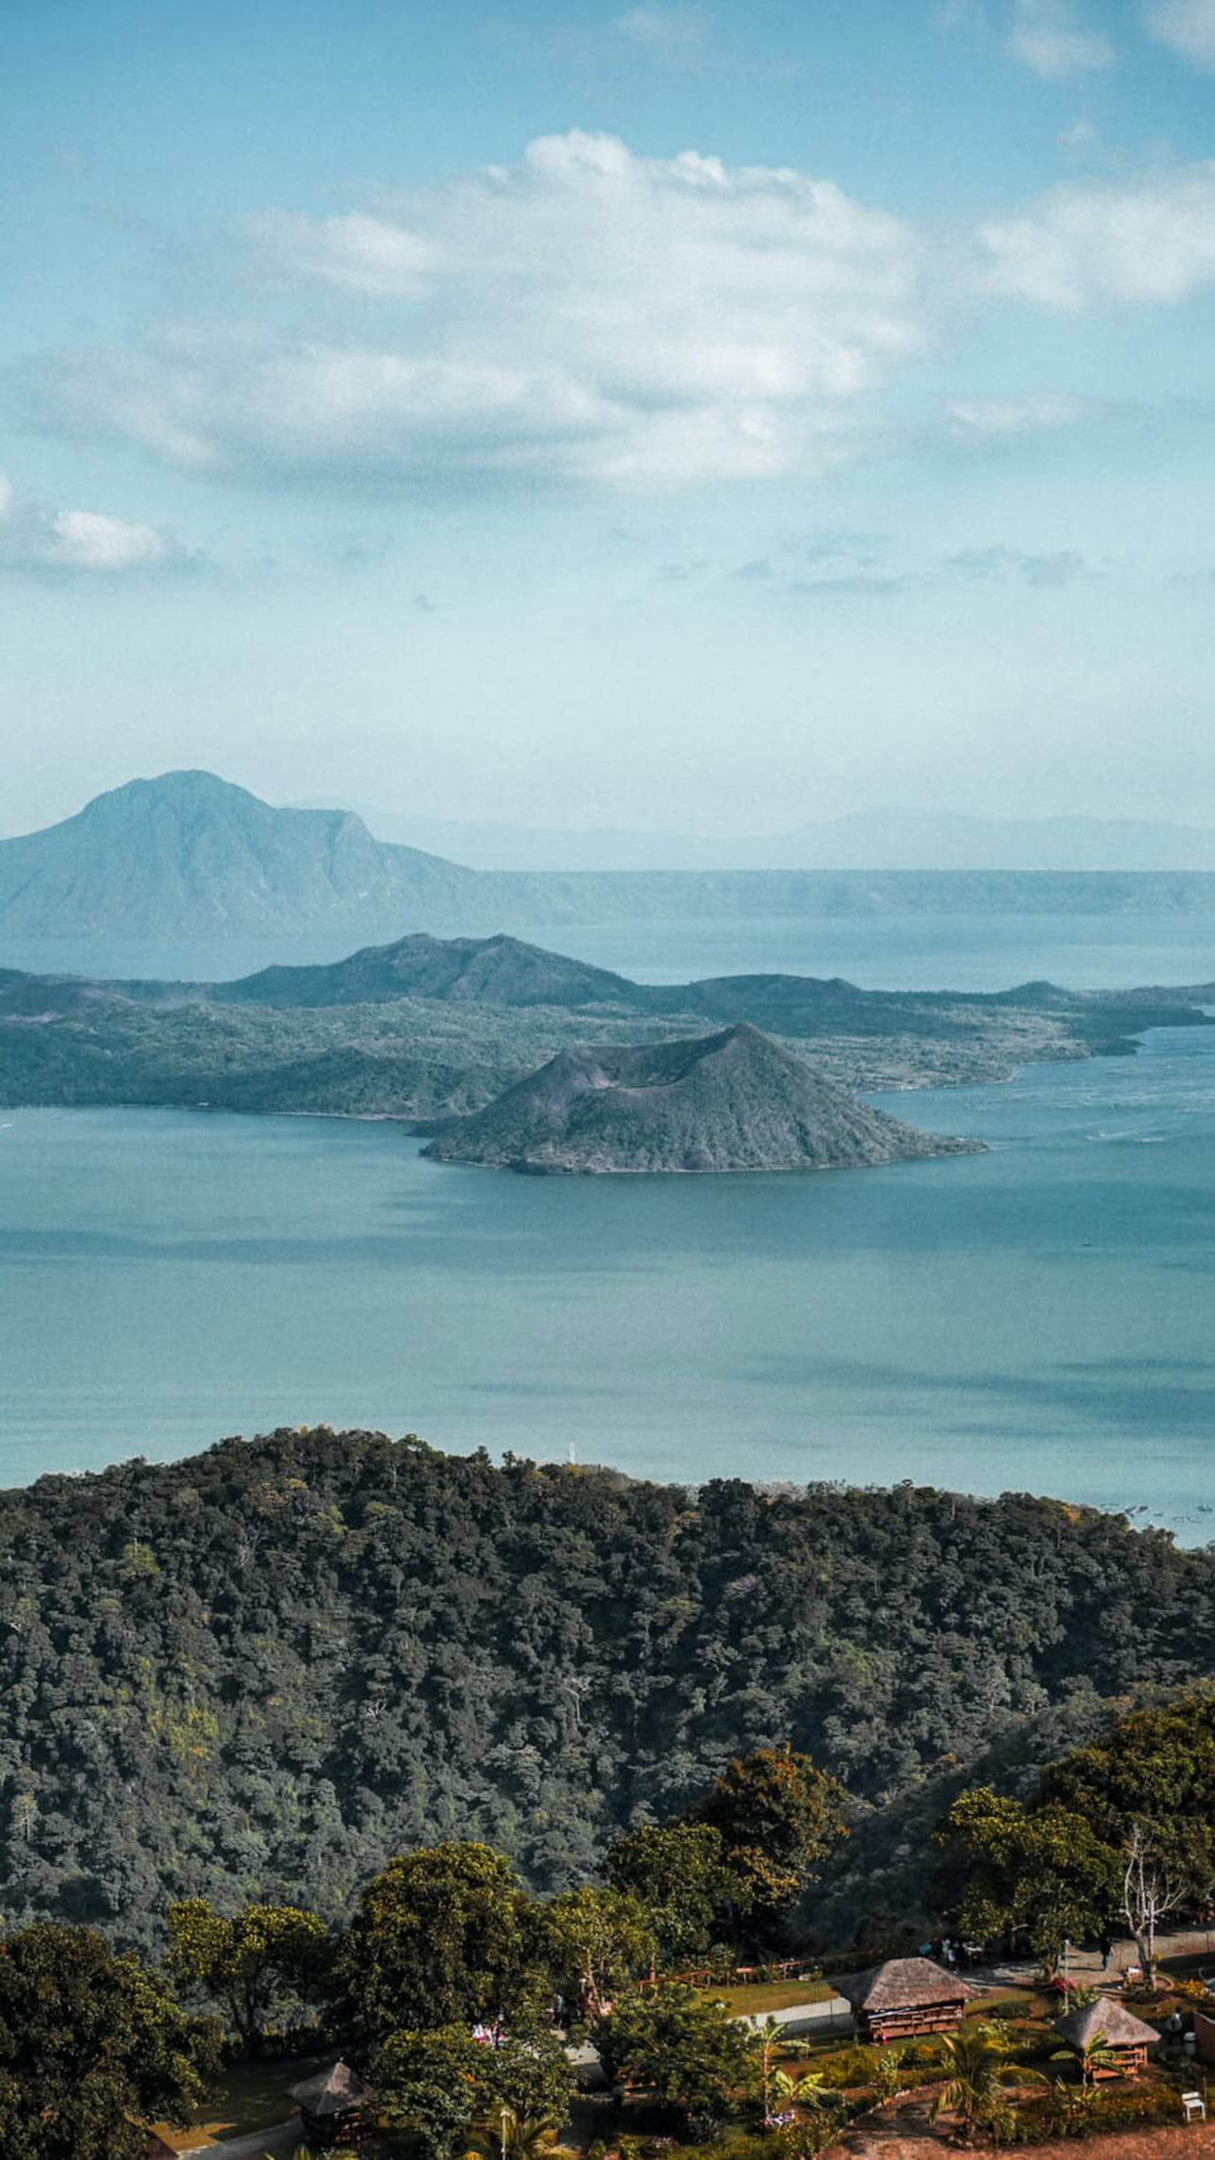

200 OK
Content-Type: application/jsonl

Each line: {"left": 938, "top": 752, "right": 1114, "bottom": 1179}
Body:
{"left": 2, "top": 1026, "right": 1214, "bottom": 1541}
{"left": 534, "top": 911, "right": 1215, "bottom": 992}
{"left": 3, "top": 911, "right": 1215, "bottom": 1538}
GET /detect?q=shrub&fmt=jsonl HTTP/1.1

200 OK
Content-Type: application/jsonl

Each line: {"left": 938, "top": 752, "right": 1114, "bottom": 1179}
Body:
{"left": 813, "top": 2045, "right": 879, "bottom": 2089}
{"left": 1008, "top": 2082, "right": 1186, "bottom": 2143}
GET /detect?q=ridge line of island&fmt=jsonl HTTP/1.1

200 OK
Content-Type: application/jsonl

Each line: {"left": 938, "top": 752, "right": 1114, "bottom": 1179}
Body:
{"left": 2, "top": 929, "right": 1211, "bottom": 1174}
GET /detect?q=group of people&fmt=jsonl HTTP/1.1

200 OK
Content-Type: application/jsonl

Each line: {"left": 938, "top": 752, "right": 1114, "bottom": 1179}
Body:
{"left": 920, "top": 1936, "right": 979, "bottom": 1971}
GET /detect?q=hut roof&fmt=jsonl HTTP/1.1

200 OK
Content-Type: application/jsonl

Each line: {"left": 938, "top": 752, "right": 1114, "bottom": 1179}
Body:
{"left": 836, "top": 1956, "right": 974, "bottom": 2012}
{"left": 290, "top": 2060, "right": 369, "bottom": 2117}
{"left": 1055, "top": 1998, "right": 1159, "bottom": 2050}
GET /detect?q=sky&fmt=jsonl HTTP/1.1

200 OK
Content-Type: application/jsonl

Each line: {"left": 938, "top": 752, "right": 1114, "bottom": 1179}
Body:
{"left": 3, "top": 0, "right": 1215, "bottom": 838}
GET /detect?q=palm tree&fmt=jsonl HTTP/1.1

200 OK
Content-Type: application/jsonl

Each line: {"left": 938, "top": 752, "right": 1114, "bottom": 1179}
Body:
{"left": 758, "top": 2016, "right": 789, "bottom": 2123}
{"left": 929, "top": 2029, "right": 1041, "bottom": 2141}
{"left": 770, "top": 2067, "right": 840, "bottom": 2113}
{"left": 464, "top": 2108, "right": 577, "bottom": 2160}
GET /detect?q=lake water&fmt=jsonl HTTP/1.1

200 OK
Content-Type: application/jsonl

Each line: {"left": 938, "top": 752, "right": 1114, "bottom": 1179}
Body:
{"left": 2, "top": 1016, "right": 1214, "bottom": 1543}
{"left": 9, "top": 905, "right": 1215, "bottom": 994}
{"left": 533, "top": 912, "right": 1215, "bottom": 992}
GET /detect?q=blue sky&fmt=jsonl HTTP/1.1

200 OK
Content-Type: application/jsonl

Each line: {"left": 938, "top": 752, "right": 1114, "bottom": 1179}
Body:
{"left": 4, "top": 0, "right": 1215, "bottom": 836}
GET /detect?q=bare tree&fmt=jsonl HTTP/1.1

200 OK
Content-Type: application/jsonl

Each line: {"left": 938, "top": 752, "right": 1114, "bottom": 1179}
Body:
{"left": 1122, "top": 1824, "right": 1184, "bottom": 1986}
{"left": 561, "top": 1674, "right": 592, "bottom": 1734}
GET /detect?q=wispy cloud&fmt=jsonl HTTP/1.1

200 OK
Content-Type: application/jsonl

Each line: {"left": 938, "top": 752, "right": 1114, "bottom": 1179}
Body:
{"left": 616, "top": 7, "right": 709, "bottom": 62}
{"left": 0, "top": 472, "right": 189, "bottom": 576}
{"left": 614, "top": 6, "right": 798, "bottom": 77}
{"left": 942, "top": 541, "right": 1089, "bottom": 585}
{"left": 948, "top": 393, "right": 1095, "bottom": 437}
{"left": 980, "top": 162, "right": 1215, "bottom": 306}
{"left": 787, "top": 573, "right": 906, "bottom": 598}
{"left": 245, "top": 210, "right": 439, "bottom": 297}
{"left": 1007, "top": 0, "right": 1115, "bottom": 78}
{"left": 1142, "top": 0, "right": 1215, "bottom": 66}
{"left": 731, "top": 531, "right": 890, "bottom": 584}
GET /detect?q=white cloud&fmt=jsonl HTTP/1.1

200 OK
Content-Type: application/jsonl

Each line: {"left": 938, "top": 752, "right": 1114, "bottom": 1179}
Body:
{"left": 1143, "top": 0, "right": 1215, "bottom": 65}
{"left": 0, "top": 473, "right": 185, "bottom": 574}
{"left": 980, "top": 163, "right": 1215, "bottom": 306}
{"left": 21, "top": 132, "right": 927, "bottom": 492}
{"left": 1008, "top": 0, "right": 1114, "bottom": 75}
{"left": 245, "top": 210, "right": 440, "bottom": 297}
{"left": 948, "top": 393, "right": 1094, "bottom": 436}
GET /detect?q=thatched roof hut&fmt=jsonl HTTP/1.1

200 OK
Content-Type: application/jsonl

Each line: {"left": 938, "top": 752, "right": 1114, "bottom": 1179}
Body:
{"left": 837, "top": 1956, "right": 975, "bottom": 2043}
{"left": 290, "top": 2059, "right": 369, "bottom": 2144}
{"left": 1054, "top": 1997, "right": 1159, "bottom": 2079}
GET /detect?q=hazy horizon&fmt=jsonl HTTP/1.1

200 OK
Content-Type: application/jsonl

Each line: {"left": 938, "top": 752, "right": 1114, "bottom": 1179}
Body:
{"left": 6, "top": 0, "right": 1215, "bottom": 836}
{"left": 20, "top": 772, "right": 1215, "bottom": 873}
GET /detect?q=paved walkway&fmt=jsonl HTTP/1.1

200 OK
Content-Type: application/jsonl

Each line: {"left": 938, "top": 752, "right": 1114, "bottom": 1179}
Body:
{"left": 178, "top": 2122, "right": 299, "bottom": 2158}
{"left": 739, "top": 1994, "right": 857, "bottom": 2037}
{"left": 984, "top": 1924, "right": 1215, "bottom": 1987}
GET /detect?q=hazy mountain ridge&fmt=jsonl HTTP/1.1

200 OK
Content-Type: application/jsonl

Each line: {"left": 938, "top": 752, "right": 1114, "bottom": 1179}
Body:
{"left": 421, "top": 1022, "right": 982, "bottom": 1173}
{"left": 14, "top": 775, "right": 1215, "bottom": 983}
{"left": 320, "top": 797, "right": 1215, "bottom": 874}
{"left": 0, "top": 769, "right": 491, "bottom": 946}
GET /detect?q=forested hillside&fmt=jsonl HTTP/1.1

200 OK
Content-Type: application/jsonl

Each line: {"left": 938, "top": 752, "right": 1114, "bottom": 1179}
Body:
{"left": 2, "top": 1432, "right": 1211, "bottom": 1952}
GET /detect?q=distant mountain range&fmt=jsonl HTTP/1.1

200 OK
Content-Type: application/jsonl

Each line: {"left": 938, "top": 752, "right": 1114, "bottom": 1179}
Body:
{"left": 11, "top": 771, "right": 1215, "bottom": 981}
{"left": 422, "top": 1022, "right": 981, "bottom": 1175}
{"left": 305, "top": 797, "right": 1215, "bottom": 874}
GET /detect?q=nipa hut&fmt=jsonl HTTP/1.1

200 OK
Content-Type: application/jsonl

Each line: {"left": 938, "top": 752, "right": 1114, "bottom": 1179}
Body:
{"left": 290, "top": 2059, "right": 370, "bottom": 2147}
{"left": 837, "top": 1956, "right": 974, "bottom": 2044}
{"left": 1054, "top": 1998, "right": 1159, "bottom": 2081}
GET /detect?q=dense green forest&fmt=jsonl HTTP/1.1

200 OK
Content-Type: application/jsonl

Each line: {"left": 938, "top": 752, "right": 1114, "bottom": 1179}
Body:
{"left": 1, "top": 1431, "right": 1211, "bottom": 1952}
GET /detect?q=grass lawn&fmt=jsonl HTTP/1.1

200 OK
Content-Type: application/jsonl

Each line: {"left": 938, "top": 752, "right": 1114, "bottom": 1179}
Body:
{"left": 148, "top": 2053, "right": 322, "bottom": 2151}
{"left": 965, "top": 1983, "right": 1056, "bottom": 2019}
{"left": 712, "top": 1976, "right": 838, "bottom": 2015}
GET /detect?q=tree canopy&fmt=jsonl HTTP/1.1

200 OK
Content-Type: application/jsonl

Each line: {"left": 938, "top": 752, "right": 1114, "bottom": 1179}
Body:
{"left": 934, "top": 1691, "right": 1215, "bottom": 1960}
{"left": 343, "top": 1841, "right": 548, "bottom": 2041}
{"left": 594, "top": 1985, "right": 757, "bottom": 2139}
{"left": 686, "top": 1747, "right": 848, "bottom": 1937}
{"left": 606, "top": 1822, "right": 738, "bottom": 1967}
{"left": 373, "top": 2020, "right": 575, "bottom": 2160}
{"left": 0, "top": 1922, "right": 217, "bottom": 2160}
{"left": 545, "top": 1884, "right": 657, "bottom": 2011}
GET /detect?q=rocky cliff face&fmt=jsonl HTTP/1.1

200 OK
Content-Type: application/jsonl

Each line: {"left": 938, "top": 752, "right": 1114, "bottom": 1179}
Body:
{"left": 423, "top": 1022, "right": 983, "bottom": 1174}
